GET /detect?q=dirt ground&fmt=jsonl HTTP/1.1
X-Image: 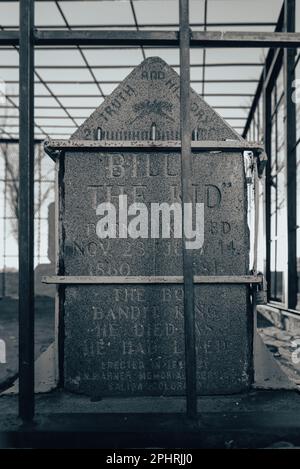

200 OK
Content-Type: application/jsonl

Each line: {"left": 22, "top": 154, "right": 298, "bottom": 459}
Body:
{"left": 0, "top": 296, "right": 54, "bottom": 389}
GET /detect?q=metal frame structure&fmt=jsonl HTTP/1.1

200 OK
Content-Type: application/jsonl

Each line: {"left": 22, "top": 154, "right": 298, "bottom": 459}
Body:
{"left": 0, "top": 1, "right": 294, "bottom": 142}
{"left": 0, "top": 0, "right": 298, "bottom": 423}
{"left": 43, "top": 132, "right": 266, "bottom": 422}
{"left": 2, "top": 29, "right": 300, "bottom": 48}
{"left": 243, "top": 0, "right": 299, "bottom": 312}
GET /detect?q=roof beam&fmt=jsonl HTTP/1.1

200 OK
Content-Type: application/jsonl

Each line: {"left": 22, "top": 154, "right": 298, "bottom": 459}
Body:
{"left": 1, "top": 30, "right": 300, "bottom": 48}
{"left": 191, "top": 30, "right": 300, "bottom": 48}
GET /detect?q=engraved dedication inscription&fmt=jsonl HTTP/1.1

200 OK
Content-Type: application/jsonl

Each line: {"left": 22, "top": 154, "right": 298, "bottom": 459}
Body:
{"left": 60, "top": 57, "right": 252, "bottom": 396}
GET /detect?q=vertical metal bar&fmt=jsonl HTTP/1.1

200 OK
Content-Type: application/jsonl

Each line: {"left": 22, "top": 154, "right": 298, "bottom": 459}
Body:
{"left": 179, "top": 0, "right": 197, "bottom": 418}
{"left": 274, "top": 90, "right": 279, "bottom": 299}
{"left": 263, "top": 67, "right": 272, "bottom": 302}
{"left": 19, "top": 0, "right": 35, "bottom": 421}
{"left": 262, "top": 7, "right": 285, "bottom": 302}
{"left": 201, "top": 0, "right": 208, "bottom": 97}
{"left": 57, "top": 154, "right": 65, "bottom": 386}
{"left": 284, "top": 0, "right": 297, "bottom": 310}
{"left": 2, "top": 151, "right": 7, "bottom": 298}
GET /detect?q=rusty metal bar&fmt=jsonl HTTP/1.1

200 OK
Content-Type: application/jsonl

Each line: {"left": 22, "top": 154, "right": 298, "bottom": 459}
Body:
{"left": 179, "top": 0, "right": 197, "bottom": 419}
{"left": 44, "top": 139, "right": 263, "bottom": 152}
{"left": 190, "top": 30, "right": 300, "bottom": 48}
{"left": 1, "top": 30, "right": 300, "bottom": 48}
{"left": 2, "top": 21, "right": 278, "bottom": 29}
{"left": 42, "top": 275, "right": 263, "bottom": 285}
{"left": 44, "top": 139, "right": 264, "bottom": 160}
{"left": 18, "top": 0, "right": 35, "bottom": 421}
{"left": 34, "top": 30, "right": 300, "bottom": 47}
{"left": 44, "top": 139, "right": 267, "bottom": 175}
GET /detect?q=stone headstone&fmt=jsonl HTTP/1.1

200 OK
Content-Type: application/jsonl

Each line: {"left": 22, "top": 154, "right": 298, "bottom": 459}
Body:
{"left": 58, "top": 57, "right": 252, "bottom": 396}
{"left": 72, "top": 56, "right": 240, "bottom": 142}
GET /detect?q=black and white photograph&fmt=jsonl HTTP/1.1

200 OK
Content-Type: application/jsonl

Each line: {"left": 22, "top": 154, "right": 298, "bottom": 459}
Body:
{"left": 0, "top": 0, "right": 299, "bottom": 453}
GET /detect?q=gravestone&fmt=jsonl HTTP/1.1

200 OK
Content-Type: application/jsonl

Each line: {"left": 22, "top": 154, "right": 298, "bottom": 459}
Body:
{"left": 54, "top": 57, "right": 252, "bottom": 396}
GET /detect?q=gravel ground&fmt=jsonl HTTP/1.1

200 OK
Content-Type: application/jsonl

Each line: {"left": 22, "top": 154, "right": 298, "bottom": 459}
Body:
{"left": 257, "top": 313, "right": 300, "bottom": 387}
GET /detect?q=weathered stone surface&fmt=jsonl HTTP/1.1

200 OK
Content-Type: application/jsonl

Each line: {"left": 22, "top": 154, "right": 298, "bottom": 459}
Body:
{"left": 62, "top": 151, "right": 251, "bottom": 395}
{"left": 60, "top": 57, "right": 252, "bottom": 396}
{"left": 72, "top": 57, "right": 241, "bottom": 142}
{"left": 63, "top": 152, "right": 249, "bottom": 278}
{"left": 64, "top": 284, "right": 250, "bottom": 396}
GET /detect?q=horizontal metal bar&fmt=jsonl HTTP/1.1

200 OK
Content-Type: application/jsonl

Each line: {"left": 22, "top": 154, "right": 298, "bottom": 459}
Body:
{"left": 0, "top": 138, "right": 43, "bottom": 144}
{"left": 1, "top": 30, "right": 300, "bottom": 48}
{"left": 1, "top": 114, "right": 243, "bottom": 121}
{"left": 0, "top": 30, "right": 19, "bottom": 45}
{"left": 5, "top": 79, "right": 260, "bottom": 85}
{"left": 214, "top": 106, "right": 251, "bottom": 109}
{"left": 44, "top": 139, "right": 264, "bottom": 160}
{"left": 34, "top": 30, "right": 179, "bottom": 46}
{"left": 191, "top": 30, "right": 300, "bottom": 48}
{"left": 0, "top": 105, "right": 251, "bottom": 111}
{"left": 2, "top": 22, "right": 277, "bottom": 29}
{"left": 42, "top": 275, "right": 263, "bottom": 285}
{"left": 2, "top": 124, "right": 75, "bottom": 128}
{"left": 5, "top": 93, "right": 255, "bottom": 98}
{"left": 0, "top": 62, "right": 263, "bottom": 69}
{"left": 35, "top": 30, "right": 300, "bottom": 48}
{"left": 0, "top": 45, "right": 277, "bottom": 52}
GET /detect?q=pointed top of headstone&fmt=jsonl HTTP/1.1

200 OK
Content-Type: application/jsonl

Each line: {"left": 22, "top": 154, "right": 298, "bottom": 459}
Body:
{"left": 72, "top": 56, "right": 242, "bottom": 141}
